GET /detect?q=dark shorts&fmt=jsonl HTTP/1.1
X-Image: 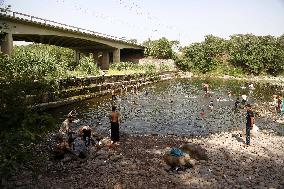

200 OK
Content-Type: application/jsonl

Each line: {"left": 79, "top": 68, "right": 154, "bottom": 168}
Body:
{"left": 111, "top": 122, "right": 119, "bottom": 142}
{"left": 246, "top": 123, "right": 251, "bottom": 145}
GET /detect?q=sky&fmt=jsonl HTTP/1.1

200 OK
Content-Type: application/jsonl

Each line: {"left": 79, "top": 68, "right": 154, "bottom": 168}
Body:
{"left": 2, "top": 0, "right": 284, "bottom": 46}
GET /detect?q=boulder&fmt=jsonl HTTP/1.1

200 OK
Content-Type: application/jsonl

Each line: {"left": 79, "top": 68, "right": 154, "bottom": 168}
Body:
{"left": 54, "top": 140, "right": 70, "bottom": 159}
{"left": 180, "top": 143, "right": 208, "bottom": 160}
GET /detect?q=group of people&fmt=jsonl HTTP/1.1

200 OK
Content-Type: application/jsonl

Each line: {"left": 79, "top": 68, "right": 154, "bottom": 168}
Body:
{"left": 57, "top": 110, "right": 94, "bottom": 159}
{"left": 272, "top": 94, "right": 284, "bottom": 113}
{"left": 58, "top": 80, "right": 272, "bottom": 158}
{"left": 202, "top": 82, "right": 256, "bottom": 146}
{"left": 57, "top": 105, "right": 122, "bottom": 159}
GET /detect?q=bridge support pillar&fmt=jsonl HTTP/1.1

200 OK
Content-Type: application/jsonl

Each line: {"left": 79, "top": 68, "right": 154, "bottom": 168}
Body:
{"left": 113, "top": 48, "right": 120, "bottom": 64}
{"left": 101, "top": 51, "right": 109, "bottom": 70}
{"left": 74, "top": 50, "right": 80, "bottom": 64}
{"left": 93, "top": 51, "right": 99, "bottom": 66}
{"left": 0, "top": 33, "right": 13, "bottom": 56}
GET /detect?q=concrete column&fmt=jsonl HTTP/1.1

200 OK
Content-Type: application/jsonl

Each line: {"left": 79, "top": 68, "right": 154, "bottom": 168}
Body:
{"left": 74, "top": 50, "right": 80, "bottom": 64}
{"left": 0, "top": 33, "right": 13, "bottom": 56}
{"left": 93, "top": 51, "right": 99, "bottom": 66}
{"left": 113, "top": 48, "right": 120, "bottom": 64}
{"left": 101, "top": 50, "right": 109, "bottom": 70}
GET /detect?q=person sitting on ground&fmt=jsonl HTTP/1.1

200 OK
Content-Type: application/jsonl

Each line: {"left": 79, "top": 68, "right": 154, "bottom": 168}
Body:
{"left": 109, "top": 106, "right": 121, "bottom": 144}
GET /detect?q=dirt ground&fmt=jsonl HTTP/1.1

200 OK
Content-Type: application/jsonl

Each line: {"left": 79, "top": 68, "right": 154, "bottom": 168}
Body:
{"left": 5, "top": 129, "right": 284, "bottom": 189}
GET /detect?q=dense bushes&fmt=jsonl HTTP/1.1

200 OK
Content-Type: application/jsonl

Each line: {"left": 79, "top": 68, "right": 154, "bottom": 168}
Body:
{"left": 110, "top": 61, "right": 141, "bottom": 71}
{"left": 9, "top": 44, "right": 100, "bottom": 79}
{"left": 0, "top": 43, "right": 98, "bottom": 179}
{"left": 228, "top": 34, "right": 284, "bottom": 75}
{"left": 178, "top": 34, "right": 284, "bottom": 76}
{"left": 76, "top": 56, "right": 100, "bottom": 75}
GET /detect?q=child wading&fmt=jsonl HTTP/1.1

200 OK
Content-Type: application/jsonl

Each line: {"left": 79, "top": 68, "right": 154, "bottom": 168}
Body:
{"left": 245, "top": 104, "right": 255, "bottom": 145}
{"left": 109, "top": 106, "right": 121, "bottom": 143}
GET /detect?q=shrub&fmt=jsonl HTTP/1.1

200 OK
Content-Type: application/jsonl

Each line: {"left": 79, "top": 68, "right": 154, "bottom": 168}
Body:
{"left": 144, "top": 63, "right": 156, "bottom": 75}
{"left": 76, "top": 56, "right": 100, "bottom": 75}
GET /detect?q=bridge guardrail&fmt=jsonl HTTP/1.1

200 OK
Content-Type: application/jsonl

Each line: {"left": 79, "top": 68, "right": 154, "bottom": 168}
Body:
{"left": 1, "top": 9, "right": 143, "bottom": 46}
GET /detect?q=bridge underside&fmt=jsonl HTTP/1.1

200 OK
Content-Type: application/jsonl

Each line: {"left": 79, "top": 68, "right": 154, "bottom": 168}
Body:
{"left": 1, "top": 33, "right": 144, "bottom": 70}
{"left": 0, "top": 14, "right": 145, "bottom": 70}
{"left": 13, "top": 34, "right": 114, "bottom": 52}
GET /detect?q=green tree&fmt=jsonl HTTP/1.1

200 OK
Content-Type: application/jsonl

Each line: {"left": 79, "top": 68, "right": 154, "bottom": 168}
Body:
{"left": 144, "top": 37, "right": 178, "bottom": 59}
{"left": 228, "top": 34, "right": 284, "bottom": 75}
{"left": 179, "top": 35, "right": 228, "bottom": 73}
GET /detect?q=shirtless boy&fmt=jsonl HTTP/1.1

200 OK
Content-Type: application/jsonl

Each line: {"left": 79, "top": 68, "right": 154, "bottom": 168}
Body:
{"left": 109, "top": 106, "right": 121, "bottom": 143}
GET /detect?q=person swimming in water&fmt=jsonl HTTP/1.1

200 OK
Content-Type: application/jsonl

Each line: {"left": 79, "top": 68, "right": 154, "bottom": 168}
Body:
{"left": 209, "top": 100, "right": 214, "bottom": 111}
{"left": 203, "top": 82, "right": 209, "bottom": 95}
{"left": 241, "top": 94, "right": 247, "bottom": 105}
{"left": 200, "top": 109, "right": 205, "bottom": 119}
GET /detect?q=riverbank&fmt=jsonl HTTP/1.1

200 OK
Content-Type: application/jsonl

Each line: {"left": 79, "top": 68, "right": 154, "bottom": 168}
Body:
{"left": 5, "top": 129, "right": 283, "bottom": 189}
{"left": 180, "top": 72, "right": 284, "bottom": 86}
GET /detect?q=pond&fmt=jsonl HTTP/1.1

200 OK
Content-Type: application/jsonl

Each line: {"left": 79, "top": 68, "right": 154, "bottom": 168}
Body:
{"left": 49, "top": 78, "right": 284, "bottom": 136}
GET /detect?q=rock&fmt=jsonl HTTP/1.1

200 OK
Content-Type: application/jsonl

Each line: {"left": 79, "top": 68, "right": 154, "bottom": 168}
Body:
{"left": 180, "top": 143, "right": 208, "bottom": 160}
{"left": 62, "top": 156, "right": 72, "bottom": 163}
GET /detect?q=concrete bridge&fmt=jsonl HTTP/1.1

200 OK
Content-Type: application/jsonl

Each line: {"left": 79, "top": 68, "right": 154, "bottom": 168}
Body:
{"left": 0, "top": 10, "right": 145, "bottom": 69}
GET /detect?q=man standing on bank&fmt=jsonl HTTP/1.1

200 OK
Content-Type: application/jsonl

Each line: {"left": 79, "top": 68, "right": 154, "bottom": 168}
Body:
{"left": 245, "top": 104, "right": 255, "bottom": 145}
{"left": 109, "top": 106, "right": 121, "bottom": 143}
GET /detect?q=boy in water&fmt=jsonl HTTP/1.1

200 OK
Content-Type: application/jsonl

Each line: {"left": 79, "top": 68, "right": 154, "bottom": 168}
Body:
{"left": 111, "top": 89, "right": 116, "bottom": 100}
{"left": 109, "top": 106, "right": 121, "bottom": 144}
{"left": 200, "top": 109, "right": 205, "bottom": 119}
{"left": 235, "top": 97, "right": 240, "bottom": 110}
{"left": 241, "top": 94, "right": 247, "bottom": 105}
{"left": 209, "top": 100, "right": 214, "bottom": 111}
{"left": 203, "top": 82, "right": 209, "bottom": 95}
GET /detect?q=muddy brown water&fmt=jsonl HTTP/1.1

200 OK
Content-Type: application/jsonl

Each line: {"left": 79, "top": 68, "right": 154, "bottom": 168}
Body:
{"left": 49, "top": 78, "right": 284, "bottom": 136}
